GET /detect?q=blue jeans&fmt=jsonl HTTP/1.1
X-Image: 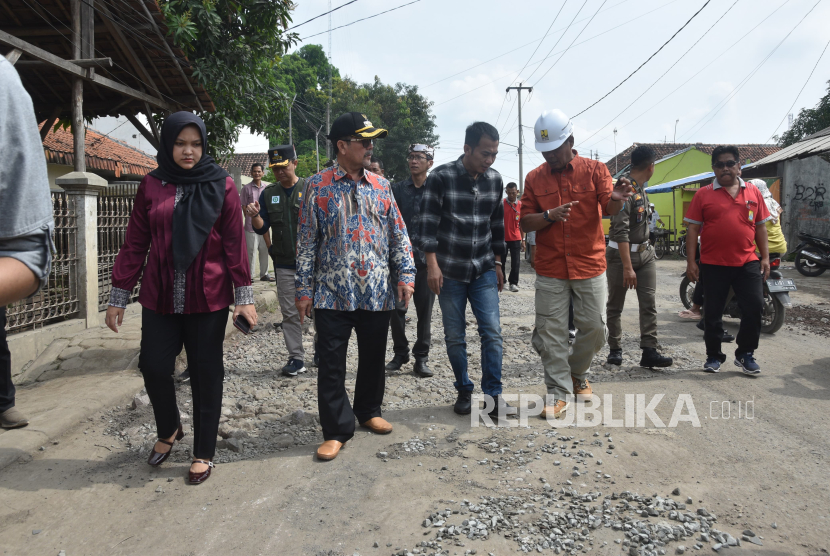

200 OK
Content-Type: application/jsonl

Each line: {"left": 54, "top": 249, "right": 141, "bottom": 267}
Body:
{"left": 438, "top": 270, "right": 503, "bottom": 396}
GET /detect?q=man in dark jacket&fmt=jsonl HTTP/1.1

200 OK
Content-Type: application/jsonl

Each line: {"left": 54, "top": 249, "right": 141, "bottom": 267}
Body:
{"left": 386, "top": 144, "right": 437, "bottom": 377}
{"left": 248, "top": 145, "right": 306, "bottom": 376}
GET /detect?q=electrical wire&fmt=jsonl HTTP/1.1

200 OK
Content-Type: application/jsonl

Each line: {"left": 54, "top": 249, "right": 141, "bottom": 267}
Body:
{"left": 572, "top": 0, "right": 712, "bottom": 118}
{"left": 300, "top": 0, "right": 422, "bottom": 41}
{"left": 574, "top": 0, "right": 739, "bottom": 148}
{"left": 578, "top": 0, "right": 792, "bottom": 152}
{"left": 524, "top": 0, "right": 587, "bottom": 84}
{"left": 287, "top": 0, "right": 359, "bottom": 30}
{"left": 766, "top": 33, "right": 830, "bottom": 142}
{"left": 433, "top": 0, "right": 679, "bottom": 108}
{"left": 679, "top": 0, "right": 823, "bottom": 141}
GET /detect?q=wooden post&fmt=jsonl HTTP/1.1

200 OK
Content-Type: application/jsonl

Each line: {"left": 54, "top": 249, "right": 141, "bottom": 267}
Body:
{"left": 71, "top": 0, "right": 85, "bottom": 172}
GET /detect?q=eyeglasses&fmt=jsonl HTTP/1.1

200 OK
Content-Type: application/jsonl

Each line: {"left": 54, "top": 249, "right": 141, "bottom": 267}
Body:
{"left": 343, "top": 138, "right": 373, "bottom": 148}
{"left": 713, "top": 160, "right": 739, "bottom": 169}
{"left": 407, "top": 154, "right": 427, "bottom": 161}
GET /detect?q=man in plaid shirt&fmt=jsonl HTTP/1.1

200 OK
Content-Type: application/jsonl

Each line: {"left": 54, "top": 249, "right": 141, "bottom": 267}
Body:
{"left": 419, "top": 121, "right": 512, "bottom": 418}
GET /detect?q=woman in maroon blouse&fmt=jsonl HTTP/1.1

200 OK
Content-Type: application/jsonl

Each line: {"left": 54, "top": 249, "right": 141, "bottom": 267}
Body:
{"left": 104, "top": 112, "right": 257, "bottom": 485}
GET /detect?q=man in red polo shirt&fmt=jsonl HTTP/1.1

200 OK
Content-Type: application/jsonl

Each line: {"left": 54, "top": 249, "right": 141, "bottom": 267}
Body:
{"left": 503, "top": 182, "right": 525, "bottom": 292}
{"left": 684, "top": 145, "right": 771, "bottom": 375}
{"left": 520, "top": 109, "right": 632, "bottom": 419}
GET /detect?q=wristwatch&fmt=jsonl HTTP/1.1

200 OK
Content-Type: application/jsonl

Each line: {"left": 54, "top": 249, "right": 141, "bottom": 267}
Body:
{"left": 542, "top": 209, "right": 552, "bottom": 222}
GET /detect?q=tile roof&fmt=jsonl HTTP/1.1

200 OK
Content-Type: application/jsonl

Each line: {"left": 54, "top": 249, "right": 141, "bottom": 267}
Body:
{"left": 40, "top": 122, "right": 157, "bottom": 178}
{"left": 218, "top": 153, "right": 269, "bottom": 177}
{"left": 603, "top": 143, "right": 782, "bottom": 176}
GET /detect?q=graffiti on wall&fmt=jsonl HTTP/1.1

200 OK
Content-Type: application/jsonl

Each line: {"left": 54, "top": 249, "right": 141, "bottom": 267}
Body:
{"left": 793, "top": 182, "right": 826, "bottom": 210}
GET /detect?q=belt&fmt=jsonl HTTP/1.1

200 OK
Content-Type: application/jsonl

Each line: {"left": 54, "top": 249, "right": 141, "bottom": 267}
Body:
{"left": 608, "top": 240, "right": 651, "bottom": 252}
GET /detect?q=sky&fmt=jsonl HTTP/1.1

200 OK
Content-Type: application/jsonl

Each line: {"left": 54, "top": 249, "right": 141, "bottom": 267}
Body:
{"left": 94, "top": 0, "right": 830, "bottom": 184}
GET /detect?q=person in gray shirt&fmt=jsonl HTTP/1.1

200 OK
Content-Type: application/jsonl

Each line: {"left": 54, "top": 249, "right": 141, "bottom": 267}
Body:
{"left": 0, "top": 55, "right": 55, "bottom": 429}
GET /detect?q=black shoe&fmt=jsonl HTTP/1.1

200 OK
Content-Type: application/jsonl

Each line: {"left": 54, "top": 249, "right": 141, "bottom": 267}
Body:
{"left": 385, "top": 353, "right": 410, "bottom": 371}
{"left": 312, "top": 352, "right": 319, "bottom": 367}
{"left": 413, "top": 359, "right": 433, "bottom": 377}
{"left": 488, "top": 395, "right": 518, "bottom": 419}
{"left": 696, "top": 319, "right": 705, "bottom": 331}
{"left": 721, "top": 332, "right": 735, "bottom": 343}
{"left": 606, "top": 349, "right": 623, "bottom": 366}
{"left": 640, "top": 347, "right": 673, "bottom": 368}
{"left": 454, "top": 391, "right": 472, "bottom": 415}
{"left": 281, "top": 358, "right": 306, "bottom": 377}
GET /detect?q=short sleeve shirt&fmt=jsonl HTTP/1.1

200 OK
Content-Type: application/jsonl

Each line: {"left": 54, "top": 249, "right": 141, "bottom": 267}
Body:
{"left": 684, "top": 178, "right": 772, "bottom": 267}
{"left": 503, "top": 199, "right": 523, "bottom": 242}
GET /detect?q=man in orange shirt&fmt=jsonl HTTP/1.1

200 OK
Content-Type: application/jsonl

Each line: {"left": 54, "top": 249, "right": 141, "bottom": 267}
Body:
{"left": 520, "top": 109, "right": 632, "bottom": 419}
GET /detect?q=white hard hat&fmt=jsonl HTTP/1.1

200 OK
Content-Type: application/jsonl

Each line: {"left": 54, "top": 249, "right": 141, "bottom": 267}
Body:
{"left": 534, "top": 109, "right": 573, "bottom": 152}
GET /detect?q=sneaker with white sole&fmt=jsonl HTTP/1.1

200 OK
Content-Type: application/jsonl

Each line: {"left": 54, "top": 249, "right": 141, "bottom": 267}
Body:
{"left": 704, "top": 353, "right": 726, "bottom": 373}
{"left": 281, "top": 358, "right": 306, "bottom": 377}
{"left": 734, "top": 353, "right": 761, "bottom": 375}
{"left": 509, "top": 284, "right": 519, "bottom": 292}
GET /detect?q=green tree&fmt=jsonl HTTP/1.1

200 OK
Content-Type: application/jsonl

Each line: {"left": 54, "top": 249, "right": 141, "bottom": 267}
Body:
{"left": 159, "top": 0, "right": 298, "bottom": 156}
{"left": 776, "top": 80, "right": 830, "bottom": 147}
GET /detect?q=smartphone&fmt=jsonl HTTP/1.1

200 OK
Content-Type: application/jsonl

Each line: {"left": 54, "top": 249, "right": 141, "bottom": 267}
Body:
{"left": 234, "top": 315, "right": 251, "bottom": 335}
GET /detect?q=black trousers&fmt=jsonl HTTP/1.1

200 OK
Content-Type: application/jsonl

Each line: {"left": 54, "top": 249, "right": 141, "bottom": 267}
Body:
{"left": 701, "top": 261, "right": 764, "bottom": 357}
{"left": 139, "top": 306, "right": 229, "bottom": 460}
{"left": 316, "top": 309, "right": 391, "bottom": 442}
{"left": 0, "top": 308, "right": 15, "bottom": 413}
{"left": 506, "top": 240, "right": 522, "bottom": 285}
{"left": 390, "top": 266, "right": 436, "bottom": 360}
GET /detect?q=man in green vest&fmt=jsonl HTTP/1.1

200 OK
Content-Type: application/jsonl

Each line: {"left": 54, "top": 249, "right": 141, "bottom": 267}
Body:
{"left": 247, "top": 145, "right": 307, "bottom": 376}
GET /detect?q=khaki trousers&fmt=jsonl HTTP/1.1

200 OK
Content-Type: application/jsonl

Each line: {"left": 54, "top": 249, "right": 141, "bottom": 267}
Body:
{"left": 532, "top": 273, "right": 608, "bottom": 400}
{"left": 605, "top": 246, "right": 658, "bottom": 350}
{"left": 246, "top": 231, "right": 269, "bottom": 279}
{"left": 275, "top": 268, "right": 304, "bottom": 360}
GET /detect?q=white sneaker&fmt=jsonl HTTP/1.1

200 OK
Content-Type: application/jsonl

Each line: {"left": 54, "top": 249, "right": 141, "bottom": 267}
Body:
{"left": 509, "top": 284, "right": 519, "bottom": 292}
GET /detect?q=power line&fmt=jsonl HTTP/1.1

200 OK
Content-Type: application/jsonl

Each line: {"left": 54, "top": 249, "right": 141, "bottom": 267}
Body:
{"left": 516, "top": 0, "right": 569, "bottom": 83}
{"left": 766, "top": 33, "right": 830, "bottom": 142}
{"left": 572, "top": 0, "right": 712, "bottom": 118}
{"left": 678, "top": 0, "right": 823, "bottom": 141}
{"left": 578, "top": 0, "right": 792, "bottom": 152}
{"left": 525, "top": 0, "right": 588, "bottom": 84}
{"left": 421, "top": 0, "right": 632, "bottom": 90}
{"left": 300, "top": 0, "right": 422, "bottom": 41}
{"left": 287, "top": 0, "right": 359, "bottom": 30}
{"left": 433, "top": 0, "right": 679, "bottom": 108}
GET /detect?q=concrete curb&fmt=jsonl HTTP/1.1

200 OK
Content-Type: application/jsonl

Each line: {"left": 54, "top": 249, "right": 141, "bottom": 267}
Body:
{"left": 0, "top": 291, "right": 279, "bottom": 472}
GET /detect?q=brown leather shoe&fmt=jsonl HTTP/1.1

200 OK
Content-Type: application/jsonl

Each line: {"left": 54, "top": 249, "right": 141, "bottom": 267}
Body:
{"left": 0, "top": 407, "right": 29, "bottom": 429}
{"left": 360, "top": 417, "right": 393, "bottom": 434}
{"left": 147, "top": 423, "right": 184, "bottom": 467}
{"left": 572, "top": 377, "right": 593, "bottom": 400}
{"left": 316, "top": 440, "right": 346, "bottom": 461}
{"left": 188, "top": 459, "right": 214, "bottom": 484}
{"left": 540, "top": 399, "right": 569, "bottom": 419}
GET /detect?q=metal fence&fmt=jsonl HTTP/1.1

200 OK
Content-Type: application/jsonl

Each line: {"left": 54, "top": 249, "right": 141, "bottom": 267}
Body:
{"left": 5, "top": 192, "right": 79, "bottom": 333}
{"left": 98, "top": 183, "right": 142, "bottom": 310}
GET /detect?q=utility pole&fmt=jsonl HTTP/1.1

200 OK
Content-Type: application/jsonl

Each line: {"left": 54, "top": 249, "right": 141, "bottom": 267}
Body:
{"left": 506, "top": 82, "right": 532, "bottom": 194}
{"left": 314, "top": 125, "right": 323, "bottom": 172}
{"left": 326, "top": 0, "right": 332, "bottom": 161}
{"left": 674, "top": 119, "right": 679, "bottom": 143}
{"left": 288, "top": 94, "right": 297, "bottom": 144}
{"left": 613, "top": 128, "right": 618, "bottom": 174}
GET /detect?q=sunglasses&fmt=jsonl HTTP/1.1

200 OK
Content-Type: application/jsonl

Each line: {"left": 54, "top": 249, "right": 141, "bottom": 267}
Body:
{"left": 343, "top": 138, "right": 373, "bottom": 148}
{"left": 713, "top": 160, "right": 739, "bottom": 169}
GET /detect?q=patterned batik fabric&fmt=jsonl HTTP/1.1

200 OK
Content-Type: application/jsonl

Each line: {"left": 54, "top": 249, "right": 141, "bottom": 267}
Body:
{"left": 295, "top": 165, "right": 416, "bottom": 311}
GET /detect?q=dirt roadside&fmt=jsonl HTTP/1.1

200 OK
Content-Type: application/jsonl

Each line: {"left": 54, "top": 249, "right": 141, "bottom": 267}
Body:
{"left": 0, "top": 261, "right": 828, "bottom": 556}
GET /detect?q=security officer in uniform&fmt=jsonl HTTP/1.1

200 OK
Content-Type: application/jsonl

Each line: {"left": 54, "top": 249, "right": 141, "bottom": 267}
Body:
{"left": 248, "top": 145, "right": 307, "bottom": 376}
{"left": 605, "top": 145, "right": 673, "bottom": 368}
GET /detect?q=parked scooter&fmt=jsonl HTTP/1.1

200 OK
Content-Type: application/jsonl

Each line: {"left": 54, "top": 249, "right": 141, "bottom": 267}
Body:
{"left": 679, "top": 255, "right": 795, "bottom": 334}
{"left": 793, "top": 232, "right": 830, "bottom": 277}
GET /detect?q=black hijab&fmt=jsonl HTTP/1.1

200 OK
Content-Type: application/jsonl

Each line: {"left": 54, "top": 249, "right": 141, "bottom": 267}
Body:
{"left": 149, "top": 112, "right": 229, "bottom": 273}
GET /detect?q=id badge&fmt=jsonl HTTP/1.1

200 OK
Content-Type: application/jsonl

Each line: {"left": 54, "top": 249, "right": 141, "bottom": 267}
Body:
{"left": 748, "top": 210, "right": 754, "bottom": 222}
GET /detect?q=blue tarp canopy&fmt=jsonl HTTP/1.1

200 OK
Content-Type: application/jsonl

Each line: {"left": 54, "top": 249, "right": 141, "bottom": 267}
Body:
{"left": 644, "top": 171, "right": 714, "bottom": 194}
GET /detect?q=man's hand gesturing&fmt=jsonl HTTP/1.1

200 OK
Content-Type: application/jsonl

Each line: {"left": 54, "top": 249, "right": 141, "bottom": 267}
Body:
{"left": 611, "top": 176, "right": 634, "bottom": 202}
{"left": 549, "top": 201, "right": 579, "bottom": 222}
{"left": 245, "top": 201, "right": 260, "bottom": 218}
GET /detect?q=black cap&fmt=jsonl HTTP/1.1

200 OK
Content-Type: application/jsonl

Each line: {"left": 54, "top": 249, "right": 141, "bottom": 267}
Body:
{"left": 268, "top": 145, "right": 296, "bottom": 168}
{"left": 326, "top": 112, "right": 388, "bottom": 142}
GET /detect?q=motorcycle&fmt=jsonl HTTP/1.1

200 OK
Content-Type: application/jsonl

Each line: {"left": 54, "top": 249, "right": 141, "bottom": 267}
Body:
{"left": 793, "top": 232, "right": 830, "bottom": 277}
{"left": 679, "top": 255, "right": 796, "bottom": 334}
